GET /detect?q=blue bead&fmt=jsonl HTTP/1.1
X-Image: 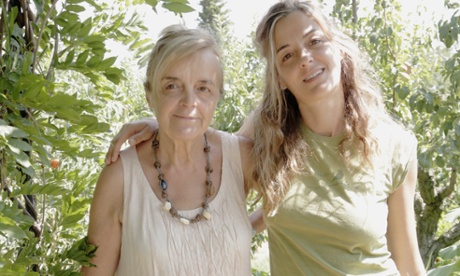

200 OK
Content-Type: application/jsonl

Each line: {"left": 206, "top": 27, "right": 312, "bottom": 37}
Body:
{"left": 160, "top": 179, "right": 167, "bottom": 190}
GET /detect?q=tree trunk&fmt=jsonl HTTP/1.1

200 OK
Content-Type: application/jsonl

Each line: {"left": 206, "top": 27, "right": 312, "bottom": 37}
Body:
{"left": 416, "top": 167, "right": 460, "bottom": 268}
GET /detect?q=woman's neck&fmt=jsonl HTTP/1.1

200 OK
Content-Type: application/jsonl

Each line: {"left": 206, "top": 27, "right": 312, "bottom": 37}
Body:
{"left": 298, "top": 94, "right": 345, "bottom": 137}
{"left": 156, "top": 132, "right": 206, "bottom": 167}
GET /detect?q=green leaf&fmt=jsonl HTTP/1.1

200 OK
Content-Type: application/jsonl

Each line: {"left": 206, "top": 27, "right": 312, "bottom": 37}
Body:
{"left": 129, "top": 38, "right": 151, "bottom": 51}
{"left": 87, "top": 55, "right": 101, "bottom": 67}
{"left": 369, "top": 33, "right": 378, "bottom": 44}
{"left": 61, "top": 213, "right": 85, "bottom": 228}
{"left": 103, "top": 67, "right": 124, "bottom": 84}
{"left": 427, "top": 259, "right": 460, "bottom": 276}
{"left": 66, "top": 236, "right": 97, "bottom": 265}
{"left": 162, "top": 2, "right": 194, "bottom": 14}
{"left": 443, "top": 208, "right": 460, "bottom": 224}
{"left": 0, "top": 125, "right": 29, "bottom": 138}
{"left": 79, "top": 115, "right": 99, "bottom": 125}
{"left": 40, "top": 184, "right": 70, "bottom": 196}
{"left": 86, "top": 41, "right": 105, "bottom": 50}
{"left": 396, "top": 86, "right": 410, "bottom": 100}
{"left": 98, "top": 57, "right": 117, "bottom": 70}
{"left": 418, "top": 151, "right": 432, "bottom": 168}
{"left": 84, "top": 34, "right": 105, "bottom": 44}
{"left": 22, "top": 52, "right": 34, "bottom": 74}
{"left": 15, "top": 74, "right": 48, "bottom": 102}
{"left": 48, "top": 94, "right": 79, "bottom": 107}
{"left": 59, "top": 11, "right": 80, "bottom": 25}
{"left": 78, "top": 20, "right": 93, "bottom": 38}
{"left": 55, "top": 107, "right": 82, "bottom": 122}
{"left": 81, "top": 122, "right": 110, "bottom": 134}
{"left": 66, "top": 4, "right": 86, "bottom": 13}
{"left": 76, "top": 50, "right": 90, "bottom": 65}
{"left": 7, "top": 138, "right": 33, "bottom": 152}
{"left": 6, "top": 145, "right": 31, "bottom": 168}
{"left": 434, "top": 156, "right": 445, "bottom": 167}
{"left": 65, "top": 49, "right": 76, "bottom": 65}
{"left": 145, "top": 0, "right": 159, "bottom": 10}
{"left": 0, "top": 222, "right": 28, "bottom": 239}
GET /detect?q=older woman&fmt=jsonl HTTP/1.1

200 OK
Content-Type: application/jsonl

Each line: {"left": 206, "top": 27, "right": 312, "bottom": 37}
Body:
{"left": 82, "top": 25, "right": 253, "bottom": 275}
{"left": 104, "top": 1, "right": 426, "bottom": 275}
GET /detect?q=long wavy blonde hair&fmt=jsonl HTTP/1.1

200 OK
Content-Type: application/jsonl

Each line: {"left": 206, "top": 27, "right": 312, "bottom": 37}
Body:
{"left": 252, "top": 0, "right": 391, "bottom": 215}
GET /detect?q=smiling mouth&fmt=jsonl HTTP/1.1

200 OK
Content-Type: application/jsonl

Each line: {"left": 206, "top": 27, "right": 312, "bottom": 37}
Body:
{"left": 174, "top": 115, "right": 197, "bottom": 120}
{"left": 303, "top": 69, "right": 324, "bottom": 82}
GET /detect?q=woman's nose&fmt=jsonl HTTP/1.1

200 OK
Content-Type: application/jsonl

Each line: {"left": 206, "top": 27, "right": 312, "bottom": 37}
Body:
{"left": 300, "top": 49, "right": 313, "bottom": 68}
{"left": 181, "top": 88, "right": 197, "bottom": 106}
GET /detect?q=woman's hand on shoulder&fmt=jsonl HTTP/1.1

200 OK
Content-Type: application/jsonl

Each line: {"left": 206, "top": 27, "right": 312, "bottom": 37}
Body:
{"left": 105, "top": 118, "right": 158, "bottom": 165}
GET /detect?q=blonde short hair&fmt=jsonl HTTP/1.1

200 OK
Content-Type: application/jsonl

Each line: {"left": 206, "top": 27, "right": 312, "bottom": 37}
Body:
{"left": 144, "top": 25, "right": 224, "bottom": 107}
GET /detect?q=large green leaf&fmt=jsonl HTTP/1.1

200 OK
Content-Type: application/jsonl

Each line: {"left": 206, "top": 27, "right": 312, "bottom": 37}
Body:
{"left": 427, "top": 259, "right": 460, "bottom": 276}
{"left": 0, "top": 221, "right": 28, "bottom": 240}
{"left": 162, "top": 2, "right": 194, "bottom": 14}
{"left": 7, "top": 138, "right": 33, "bottom": 152}
{"left": 0, "top": 125, "right": 29, "bottom": 139}
{"left": 65, "top": 4, "right": 86, "bottom": 13}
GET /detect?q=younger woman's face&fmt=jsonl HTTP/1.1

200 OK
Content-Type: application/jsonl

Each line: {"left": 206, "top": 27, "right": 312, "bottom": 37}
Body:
{"left": 274, "top": 11, "right": 343, "bottom": 107}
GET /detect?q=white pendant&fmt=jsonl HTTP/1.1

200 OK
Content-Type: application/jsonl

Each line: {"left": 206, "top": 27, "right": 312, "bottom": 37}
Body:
{"left": 163, "top": 201, "right": 171, "bottom": 211}
{"left": 180, "top": 218, "right": 190, "bottom": 225}
{"left": 202, "top": 210, "right": 211, "bottom": 220}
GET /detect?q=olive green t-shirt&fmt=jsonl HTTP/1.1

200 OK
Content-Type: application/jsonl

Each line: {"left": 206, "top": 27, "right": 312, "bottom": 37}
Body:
{"left": 265, "top": 122, "right": 416, "bottom": 275}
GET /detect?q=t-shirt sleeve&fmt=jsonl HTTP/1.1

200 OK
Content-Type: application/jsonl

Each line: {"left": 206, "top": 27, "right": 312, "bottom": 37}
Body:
{"left": 391, "top": 128, "right": 417, "bottom": 192}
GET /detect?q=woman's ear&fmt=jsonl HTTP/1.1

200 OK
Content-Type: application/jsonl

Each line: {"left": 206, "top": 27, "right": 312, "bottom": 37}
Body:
{"left": 145, "top": 91, "right": 154, "bottom": 110}
{"left": 279, "top": 78, "right": 287, "bottom": 90}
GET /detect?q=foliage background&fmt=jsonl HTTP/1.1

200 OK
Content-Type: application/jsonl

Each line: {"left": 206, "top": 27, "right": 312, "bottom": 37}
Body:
{"left": 0, "top": 0, "right": 459, "bottom": 275}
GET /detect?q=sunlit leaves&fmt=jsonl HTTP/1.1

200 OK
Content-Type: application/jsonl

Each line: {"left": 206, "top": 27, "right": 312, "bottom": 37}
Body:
{"left": 0, "top": 0, "right": 153, "bottom": 272}
{"left": 332, "top": 0, "right": 460, "bottom": 271}
{"left": 65, "top": 236, "right": 97, "bottom": 266}
{"left": 438, "top": 11, "right": 460, "bottom": 49}
{"left": 0, "top": 203, "right": 31, "bottom": 240}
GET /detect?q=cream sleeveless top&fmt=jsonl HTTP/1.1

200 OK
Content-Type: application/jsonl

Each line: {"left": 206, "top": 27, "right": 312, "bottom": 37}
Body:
{"left": 115, "top": 131, "right": 252, "bottom": 276}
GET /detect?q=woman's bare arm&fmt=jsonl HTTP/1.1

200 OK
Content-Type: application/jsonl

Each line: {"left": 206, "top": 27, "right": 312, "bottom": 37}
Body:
{"left": 81, "top": 160, "right": 124, "bottom": 275}
{"left": 387, "top": 157, "right": 426, "bottom": 275}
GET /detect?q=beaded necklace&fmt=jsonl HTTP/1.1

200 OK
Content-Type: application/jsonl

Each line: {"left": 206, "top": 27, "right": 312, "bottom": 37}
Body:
{"left": 152, "top": 130, "right": 214, "bottom": 224}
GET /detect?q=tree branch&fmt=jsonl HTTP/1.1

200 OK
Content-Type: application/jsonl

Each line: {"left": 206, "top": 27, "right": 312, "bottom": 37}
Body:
{"left": 352, "top": 0, "right": 357, "bottom": 25}
{"left": 439, "top": 222, "right": 460, "bottom": 247}
{"left": 0, "top": 0, "right": 8, "bottom": 59}
{"left": 417, "top": 167, "right": 436, "bottom": 204}
{"left": 19, "top": 0, "right": 34, "bottom": 50}
{"left": 32, "top": 0, "right": 59, "bottom": 73}
{"left": 439, "top": 168, "right": 456, "bottom": 199}
{"left": 46, "top": 30, "right": 59, "bottom": 80}
{"left": 3, "top": 185, "right": 42, "bottom": 236}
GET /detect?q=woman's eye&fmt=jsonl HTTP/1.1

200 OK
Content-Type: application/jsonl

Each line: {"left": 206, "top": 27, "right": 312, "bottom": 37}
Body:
{"left": 311, "top": 38, "right": 322, "bottom": 45}
{"left": 165, "top": 83, "right": 178, "bottom": 90}
{"left": 282, "top": 53, "right": 292, "bottom": 62}
{"left": 198, "top": 86, "right": 211, "bottom": 93}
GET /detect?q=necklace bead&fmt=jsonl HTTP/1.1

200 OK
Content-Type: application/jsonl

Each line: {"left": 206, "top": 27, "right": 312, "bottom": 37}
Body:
{"left": 152, "top": 130, "right": 213, "bottom": 224}
{"left": 160, "top": 179, "right": 167, "bottom": 190}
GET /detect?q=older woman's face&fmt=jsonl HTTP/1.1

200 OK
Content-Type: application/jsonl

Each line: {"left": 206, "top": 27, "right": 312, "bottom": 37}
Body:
{"left": 148, "top": 48, "right": 221, "bottom": 141}
{"left": 274, "top": 11, "right": 342, "bottom": 107}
